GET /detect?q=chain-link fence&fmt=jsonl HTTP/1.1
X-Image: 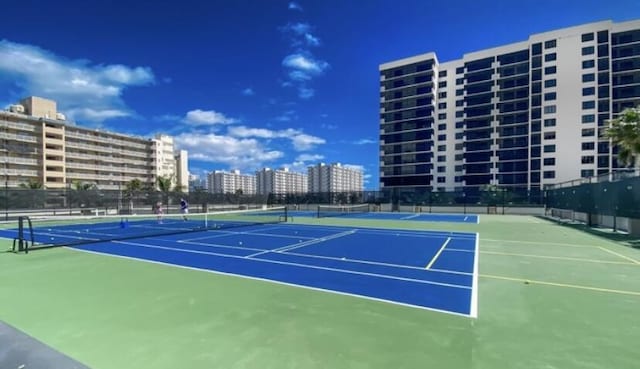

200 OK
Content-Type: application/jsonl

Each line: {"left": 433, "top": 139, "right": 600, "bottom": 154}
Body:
{"left": 545, "top": 170, "right": 640, "bottom": 225}
{"left": 0, "top": 186, "right": 548, "bottom": 220}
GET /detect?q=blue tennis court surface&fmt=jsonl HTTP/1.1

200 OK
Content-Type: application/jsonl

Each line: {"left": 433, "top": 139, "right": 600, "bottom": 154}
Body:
{"left": 289, "top": 211, "right": 479, "bottom": 223}
{"left": 3, "top": 222, "right": 479, "bottom": 317}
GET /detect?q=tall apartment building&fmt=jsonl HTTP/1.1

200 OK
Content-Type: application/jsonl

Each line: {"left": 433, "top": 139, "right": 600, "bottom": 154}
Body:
{"left": 255, "top": 167, "right": 307, "bottom": 195}
{"left": 208, "top": 170, "right": 257, "bottom": 194}
{"left": 175, "top": 149, "right": 189, "bottom": 192}
{"left": 379, "top": 20, "right": 640, "bottom": 196}
{"left": 1, "top": 96, "right": 186, "bottom": 190}
{"left": 308, "top": 163, "right": 364, "bottom": 193}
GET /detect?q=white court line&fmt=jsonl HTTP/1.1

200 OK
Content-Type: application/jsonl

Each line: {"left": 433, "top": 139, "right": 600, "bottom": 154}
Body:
{"left": 109, "top": 239, "right": 470, "bottom": 290}
{"left": 400, "top": 214, "right": 420, "bottom": 220}
{"left": 425, "top": 237, "right": 451, "bottom": 269}
{"left": 70, "top": 247, "right": 472, "bottom": 318}
{"left": 245, "top": 230, "right": 356, "bottom": 258}
{"left": 282, "top": 250, "right": 473, "bottom": 276}
{"left": 481, "top": 238, "right": 600, "bottom": 248}
{"left": 463, "top": 216, "right": 468, "bottom": 221}
{"left": 470, "top": 233, "right": 480, "bottom": 318}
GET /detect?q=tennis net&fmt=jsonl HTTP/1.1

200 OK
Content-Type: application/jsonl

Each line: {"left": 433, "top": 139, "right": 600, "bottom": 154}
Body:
{"left": 20, "top": 206, "right": 287, "bottom": 251}
{"left": 317, "top": 204, "right": 370, "bottom": 218}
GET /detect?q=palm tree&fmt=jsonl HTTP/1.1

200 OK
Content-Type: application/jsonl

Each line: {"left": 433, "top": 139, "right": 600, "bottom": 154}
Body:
{"left": 19, "top": 179, "right": 43, "bottom": 189}
{"left": 604, "top": 106, "right": 640, "bottom": 167}
{"left": 124, "top": 179, "right": 143, "bottom": 213}
{"left": 71, "top": 180, "right": 96, "bottom": 191}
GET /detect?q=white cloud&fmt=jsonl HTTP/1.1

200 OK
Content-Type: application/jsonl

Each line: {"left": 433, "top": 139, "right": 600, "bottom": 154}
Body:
{"left": 0, "top": 39, "right": 154, "bottom": 123}
{"left": 354, "top": 138, "right": 377, "bottom": 145}
{"left": 64, "top": 108, "right": 130, "bottom": 121}
{"left": 175, "top": 132, "right": 283, "bottom": 171}
{"left": 282, "top": 53, "right": 329, "bottom": 75}
{"left": 242, "top": 88, "right": 255, "bottom": 96}
{"left": 298, "top": 87, "right": 315, "bottom": 99}
{"left": 305, "top": 34, "right": 320, "bottom": 46}
{"left": 228, "top": 125, "right": 325, "bottom": 151}
{"left": 275, "top": 110, "right": 297, "bottom": 122}
{"left": 291, "top": 133, "right": 325, "bottom": 150}
{"left": 154, "top": 114, "right": 181, "bottom": 122}
{"left": 289, "top": 70, "right": 311, "bottom": 81}
{"left": 182, "top": 109, "right": 238, "bottom": 125}
{"left": 288, "top": 2, "right": 303, "bottom": 11}
{"left": 296, "top": 153, "right": 324, "bottom": 162}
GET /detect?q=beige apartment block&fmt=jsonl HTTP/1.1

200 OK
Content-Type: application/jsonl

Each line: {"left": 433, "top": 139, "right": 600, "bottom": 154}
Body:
{"left": 1, "top": 96, "right": 186, "bottom": 190}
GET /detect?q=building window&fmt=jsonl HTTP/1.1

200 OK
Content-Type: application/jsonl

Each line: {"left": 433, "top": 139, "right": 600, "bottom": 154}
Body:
{"left": 438, "top": 134, "right": 446, "bottom": 140}
{"left": 581, "top": 169, "right": 594, "bottom": 177}
{"left": 544, "top": 92, "right": 557, "bottom": 101}
{"left": 456, "top": 111, "right": 464, "bottom": 118}
{"left": 438, "top": 113, "right": 447, "bottom": 120}
{"left": 438, "top": 92, "right": 447, "bottom": 99}
{"left": 437, "top": 155, "right": 446, "bottom": 162}
{"left": 456, "top": 89, "right": 464, "bottom": 96}
{"left": 437, "top": 177, "right": 446, "bottom": 183}
{"left": 543, "top": 158, "right": 556, "bottom": 166}
{"left": 456, "top": 100, "right": 464, "bottom": 107}
{"left": 582, "top": 114, "right": 595, "bottom": 123}
{"left": 437, "top": 166, "right": 446, "bottom": 173}
{"left": 582, "top": 33, "right": 594, "bottom": 42}
{"left": 455, "top": 132, "right": 464, "bottom": 139}
{"left": 544, "top": 145, "right": 556, "bottom": 153}
{"left": 544, "top": 105, "right": 556, "bottom": 114}
{"left": 456, "top": 78, "right": 464, "bottom": 85}
{"left": 582, "top": 87, "right": 595, "bottom": 96}
{"left": 456, "top": 67, "right": 464, "bottom": 74}
{"left": 597, "top": 30, "right": 609, "bottom": 44}
{"left": 543, "top": 132, "right": 556, "bottom": 140}
{"left": 532, "top": 43, "right": 542, "bottom": 55}
{"left": 437, "top": 145, "right": 446, "bottom": 152}
{"left": 582, "top": 142, "right": 595, "bottom": 150}
{"left": 581, "top": 156, "right": 595, "bottom": 164}
{"left": 543, "top": 171, "right": 556, "bottom": 179}
{"left": 544, "top": 79, "right": 557, "bottom": 88}
{"left": 438, "top": 70, "right": 447, "bottom": 77}
{"left": 582, "top": 60, "right": 595, "bottom": 69}
{"left": 582, "top": 101, "right": 595, "bottom": 109}
{"left": 543, "top": 118, "right": 556, "bottom": 127}
{"left": 582, "top": 73, "right": 595, "bottom": 82}
{"left": 438, "top": 123, "right": 447, "bottom": 130}
{"left": 582, "top": 46, "right": 595, "bottom": 55}
{"left": 582, "top": 128, "right": 595, "bottom": 137}
{"left": 544, "top": 66, "right": 557, "bottom": 75}
{"left": 544, "top": 40, "right": 557, "bottom": 49}
{"left": 438, "top": 102, "right": 447, "bottom": 109}
{"left": 455, "top": 121, "right": 464, "bottom": 129}
{"left": 544, "top": 53, "right": 557, "bottom": 62}
{"left": 438, "top": 81, "right": 447, "bottom": 88}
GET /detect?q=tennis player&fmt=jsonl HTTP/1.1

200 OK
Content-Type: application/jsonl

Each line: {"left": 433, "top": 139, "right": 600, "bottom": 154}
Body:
{"left": 180, "top": 198, "right": 189, "bottom": 221}
{"left": 155, "top": 201, "right": 164, "bottom": 223}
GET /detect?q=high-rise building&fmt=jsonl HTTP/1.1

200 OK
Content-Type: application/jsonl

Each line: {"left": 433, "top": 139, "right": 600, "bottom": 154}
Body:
{"left": 208, "top": 170, "right": 256, "bottom": 194}
{"left": 0, "top": 96, "right": 186, "bottom": 190}
{"left": 379, "top": 20, "right": 640, "bottom": 196}
{"left": 308, "top": 163, "right": 364, "bottom": 193}
{"left": 175, "top": 150, "right": 189, "bottom": 193}
{"left": 255, "top": 167, "right": 307, "bottom": 195}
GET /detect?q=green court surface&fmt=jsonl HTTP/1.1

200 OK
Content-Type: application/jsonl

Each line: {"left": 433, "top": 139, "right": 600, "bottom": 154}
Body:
{"left": 1, "top": 215, "right": 638, "bottom": 369}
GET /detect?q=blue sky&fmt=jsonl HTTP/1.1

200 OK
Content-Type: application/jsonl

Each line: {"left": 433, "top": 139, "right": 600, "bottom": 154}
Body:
{"left": 0, "top": 0, "right": 638, "bottom": 189}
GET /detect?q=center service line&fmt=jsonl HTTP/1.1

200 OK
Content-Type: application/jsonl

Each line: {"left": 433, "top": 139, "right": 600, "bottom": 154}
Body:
{"left": 425, "top": 237, "right": 451, "bottom": 269}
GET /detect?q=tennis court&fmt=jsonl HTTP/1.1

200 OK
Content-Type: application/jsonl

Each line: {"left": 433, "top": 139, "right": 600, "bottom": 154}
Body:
{"left": 1, "top": 210, "right": 479, "bottom": 316}
{"left": 289, "top": 206, "right": 479, "bottom": 223}
{"left": 1, "top": 209, "right": 639, "bottom": 369}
